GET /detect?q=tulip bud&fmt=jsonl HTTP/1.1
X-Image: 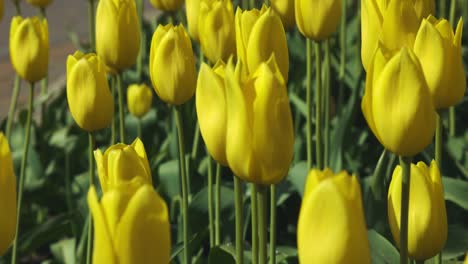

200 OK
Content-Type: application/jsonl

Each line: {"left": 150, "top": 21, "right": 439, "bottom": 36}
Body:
{"left": 149, "top": 0, "right": 183, "bottom": 11}
{"left": 88, "top": 184, "right": 171, "bottom": 263}
{"left": 361, "top": 47, "right": 436, "bottom": 157}
{"left": 26, "top": 0, "right": 53, "bottom": 8}
{"left": 94, "top": 138, "right": 152, "bottom": 194}
{"left": 196, "top": 61, "right": 228, "bottom": 166}
{"left": 225, "top": 56, "right": 293, "bottom": 184}
{"left": 295, "top": 0, "right": 341, "bottom": 41}
{"left": 186, "top": 0, "right": 201, "bottom": 41}
{"left": 66, "top": 51, "right": 114, "bottom": 132}
{"left": 149, "top": 24, "right": 197, "bottom": 105}
{"left": 270, "top": 0, "right": 295, "bottom": 28}
{"left": 298, "top": 169, "right": 371, "bottom": 264}
{"left": 235, "top": 5, "right": 289, "bottom": 81}
{"left": 413, "top": 0, "right": 435, "bottom": 21}
{"left": 96, "top": 0, "right": 140, "bottom": 71}
{"left": 9, "top": 16, "right": 49, "bottom": 83}
{"left": 414, "top": 16, "right": 465, "bottom": 109}
{"left": 0, "top": 132, "right": 16, "bottom": 256}
{"left": 198, "top": 0, "right": 236, "bottom": 64}
{"left": 388, "top": 160, "right": 447, "bottom": 261}
{"left": 127, "top": 84, "right": 153, "bottom": 119}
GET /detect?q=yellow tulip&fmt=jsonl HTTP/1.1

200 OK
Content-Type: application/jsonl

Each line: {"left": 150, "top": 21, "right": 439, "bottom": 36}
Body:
{"left": 196, "top": 61, "right": 228, "bottom": 166}
{"left": 0, "top": 132, "right": 16, "bottom": 256}
{"left": 127, "top": 84, "right": 153, "bottom": 118}
{"left": 270, "top": 0, "right": 295, "bottom": 28}
{"left": 235, "top": 5, "right": 289, "bottom": 81}
{"left": 66, "top": 51, "right": 114, "bottom": 132}
{"left": 414, "top": 16, "right": 465, "bottom": 109}
{"left": 465, "top": 253, "right": 468, "bottom": 264}
{"left": 186, "top": 0, "right": 201, "bottom": 41}
{"left": 94, "top": 138, "right": 152, "bottom": 194}
{"left": 361, "top": 47, "right": 436, "bottom": 157}
{"left": 96, "top": 0, "right": 140, "bottom": 71}
{"left": 26, "top": 0, "right": 53, "bottom": 8}
{"left": 295, "top": 0, "right": 341, "bottom": 41}
{"left": 388, "top": 160, "right": 447, "bottom": 261}
{"left": 149, "top": 0, "right": 183, "bottom": 11}
{"left": 198, "top": 0, "right": 236, "bottom": 64}
{"left": 149, "top": 24, "right": 197, "bottom": 105}
{"left": 88, "top": 184, "right": 171, "bottom": 264}
{"left": 361, "top": 0, "right": 433, "bottom": 71}
{"left": 298, "top": 169, "right": 371, "bottom": 264}
{"left": 9, "top": 16, "right": 48, "bottom": 83}
{"left": 225, "top": 56, "right": 293, "bottom": 184}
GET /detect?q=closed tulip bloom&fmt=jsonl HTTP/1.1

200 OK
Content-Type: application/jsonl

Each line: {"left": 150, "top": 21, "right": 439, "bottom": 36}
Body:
{"left": 127, "top": 84, "right": 153, "bottom": 118}
{"left": 414, "top": 16, "right": 465, "bottom": 109}
{"left": 225, "top": 56, "right": 293, "bottom": 184}
{"left": 295, "top": 0, "right": 341, "bottom": 41}
{"left": 198, "top": 0, "right": 236, "bottom": 64}
{"left": 361, "top": 0, "right": 431, "bottom": 71}
{"left": 26, "top": 0, "right": 53, "bottom": 8}
{"left": 66, "top": 51, "right": 114, "bottom": 132}
{"left": 149, "top": 24, "right": 197, "bottom": 105}
{"left": 196, "top": 61, "right": 228, "bottom": 165}
{"left": 10, "top": 16, "right": 48, "bottom": 83}
{"left": 0, "top": 133, "right": 16, "bottom": 256}
{"left": 361, "top": 47, "right": 436, "bottom": 157}
{"left": 388, "top": 160, "right": 447, "bottom": 260}
{"left": 235, "top": 5, "right": 289, "bottom": 81}
{"left": 298, "top": 169, "right": 371, "bottom": 264}
{"left": 149, "top": 0, "right": 183, "bottom": 11}
{"left": 271, "top": 0, "right": 295, "bottom": 28}
{"left": 94, "top": 138, "right": 152, "bottom": 194}
{"left": 88, "top": 184, "right": 171, "bottom": 264}
{"left": 96, "top": 0, "right": 140, "bottom": 71}
{"left": 186, "top": 0, "right": 203, "bottom": 41}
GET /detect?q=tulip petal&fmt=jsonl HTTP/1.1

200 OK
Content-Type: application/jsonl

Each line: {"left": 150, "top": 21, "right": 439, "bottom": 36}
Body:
{"left": 0, "top": 133, "right": 16, "bottom": 256}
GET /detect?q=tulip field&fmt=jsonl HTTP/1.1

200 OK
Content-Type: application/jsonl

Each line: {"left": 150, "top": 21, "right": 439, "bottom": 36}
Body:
{"left": 1, "top": 0, "right": 468, "bottom": 263}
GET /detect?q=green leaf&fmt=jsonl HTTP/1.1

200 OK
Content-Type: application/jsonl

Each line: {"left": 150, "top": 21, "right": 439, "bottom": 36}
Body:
{"left": 287, "top": 161, "right": 308, "bottom": 197}
{"left": 50, "top": 238, "right": 76, "bottom": 264}
{"left": 443, "top": 224, "right": 468, "bottom": 260}
{"left": 157, "top": 159, "right": 181, "bottom": 200}
{"left": 368, "top": 229, "right": 399, "bottom": 264}
{"left": 208, "top": 246, "right": 236, "bottom": 264}
{"left": 442, "top": 177, "right": 468, "bottom": 210}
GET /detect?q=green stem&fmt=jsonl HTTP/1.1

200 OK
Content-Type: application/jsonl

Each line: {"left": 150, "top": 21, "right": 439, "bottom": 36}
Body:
{"left": 64, "top": 152, "right": 77, "bottom": 238}
{"left": 323, "top": 40, "right": 331, "bottom": 168}
{"left": 137, "top": 118, "right": 142, "bottom": 139}
{"left": 86, "top": 132, "right": 95, "bottom": 264}
{"left": 399, "top": 156, "right": 412, "bottom": 264}
{"left": 416, "top": 261, "right": 425, "bottom": 264}
{"left": 110, "top": 76, "right": 116, "bottom": 145}
{"left": 249, "top": 0, "right": 255, "bottom": 9}
{"left": 256, "top": 185, "right": 267, "bottom": 264}
{"left": 88, "top": 0, "right": 96, "bottom": 52}
{"left": 116, "top": 73, "right": 126, "bottom": 143}
{"left": 269, "top": 185, "right": 276, "bottom": 264}
{"left": 215, "top": 163, "right": 221, "bottom": 245}
{"left": 11, "top": 82, "right": 34, "bottom": 264}
{"left": 40, "top": 77, "right": 48, "bottom": 125}
{"left": 314, "top": 42, "right": 323, "bottom": 169}
{"left": 447, "top": 0, "right": 457, "bottom": 137}
{"left": 174, "top": 105, "right": 190, "bottom": 264}
{"left": 13, "top": 0, "right": 21, "bottom": 15}
{"left": 306, "top": 39, "right": 313, "bottom": 169}
{"left": 6, "top": 75, "right": 21, "bottom": 140}
{"left": 338, "top": 0, "right": 347, "bottom": 114}
{"left": 207, "top": 156, "right": 214, "bottom": 247}
{"left": 234, "top": 176, "right": 244, "bottom": 264}
{"left": 242, "top": 0, "right": 249, "bottom": 8}
{"left": 136, "top": 0, "right": 144, "bottom": 80}
{"left": 264, "top": 0, "right": 270, "bottom": 5}
{"left": 191, "top": 123, "right": 200, "bottom": 159}
{"left": 39, "top": 7, "right": 46, "bottom": 18}
{"left": 440, "top": 0, "right": 447, "bottom": 18}
{"left": 251, "top": 183, "right": 258, "bottom": 264}
{"left": 435, "top": 114, "right": 443, "bottom": 264}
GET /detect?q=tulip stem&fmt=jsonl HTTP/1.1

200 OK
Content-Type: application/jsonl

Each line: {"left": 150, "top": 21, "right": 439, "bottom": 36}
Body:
{"left": 399, "top": 156, "right": 412, "bottom": 264}
{"left": 306, "top": 39, "right": 313, "bottom": 169}
{"left": 234, "top": 176, "right": 244, "bottom": 264}
{"left": 249, "top": 0, "right": 255, "bottom": 9}
{"left": 337, "top": 0, "right": 347, "bottom": 113}
{"left": 13, "top": 0, "right": 21, "bottom": 15}
{"left": 174, "top": 105, "right": 191, "bottom": 264}
{"left": 137, "top": 118, "right": 142, "bottom": 139}
{"left": 86, "top": 132, "right": 95, "bottom": 264}
{"left": 116, "top": 73, "right": 126, "bottom": 143}
{"left": 251, "top": 183, "right": 259, "bottom": 264}
{"left": 435, "top": 114, "right": 442, "bottom": 264}
{"left": 6, "top": 75, "right": 21, "bottom": 140}
{"left": 269, "top": 185, "right": 276, "bottom": 264}
{"left": 191, "top": 123, "right": 200, "bottom": 159}
{"left": 110, "top": 76, "right": 116, "bottom": 145}
{"left": 256, "top": 185, "right": 267, "bottom": 264}
{"left": 314, "top": 42, "right": 323, "bottom": 170}
{"left": 323, "top": 40, "right": 331, "bottom": 168}
{"left": 136, "top": 0, "right": 144, "bottom": 80}
{"left": 215, "top": 163, "right": 221, "bottom": 245}
{"left": 11, "top": 82, "right": 34, "bottom": 264}
{"left": 88, "top": 0, "right": 96, "bottom": 52}
{"left": 242, "top": 0, "right": 249, "bottom": 8}
{"left": 208, "top": 156, "right": 215, "bottom": 247}
{"left": 447, "top": 0, "right": 457, "bottom": 138}
{"left": 64, "top": 152, "right": 77, "bottom": 238}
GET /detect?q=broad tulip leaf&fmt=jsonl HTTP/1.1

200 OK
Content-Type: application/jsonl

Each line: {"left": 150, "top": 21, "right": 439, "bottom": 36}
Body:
{"left": 442, "top": 177, "right": 468, "bottom": 210}
{"left": 368, "top": 229, "right": 399, "bottom": 264}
